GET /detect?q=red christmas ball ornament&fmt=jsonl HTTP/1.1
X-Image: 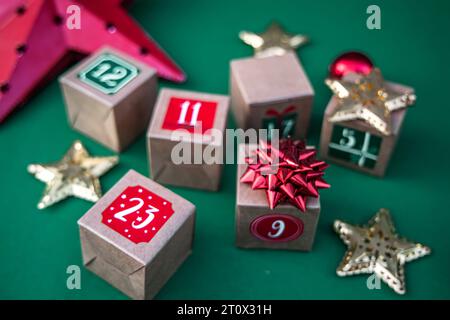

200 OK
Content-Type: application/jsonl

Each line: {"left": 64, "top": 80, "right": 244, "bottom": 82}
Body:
{"left": 329, "top": 51, "right": 374, "bottom": 79}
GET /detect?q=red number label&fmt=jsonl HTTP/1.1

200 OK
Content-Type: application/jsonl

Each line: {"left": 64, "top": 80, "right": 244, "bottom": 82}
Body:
{"left": 250, "top": 214, "right": 304, "bottom": 242}
{"left": 101, "top": 185, "right": 174, "bottom": 244}
{"left": 161, "top": 97, "right": 217, "bottom": 133}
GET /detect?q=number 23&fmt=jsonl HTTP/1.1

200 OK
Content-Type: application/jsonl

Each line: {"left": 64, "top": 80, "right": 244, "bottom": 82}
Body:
{"left": 113, "top": 197, "right": 158, "bottom": 229}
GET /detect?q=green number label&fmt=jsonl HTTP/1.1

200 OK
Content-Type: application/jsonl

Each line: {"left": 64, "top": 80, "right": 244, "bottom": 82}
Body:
{"left": 78, "top": 53, "right": 139, "bottom": 95}
{"left": 328, "top": 125, "right": 381, "bottom": 169}
{"left": 262, "top": 113, "right": 297, "bottom": 140}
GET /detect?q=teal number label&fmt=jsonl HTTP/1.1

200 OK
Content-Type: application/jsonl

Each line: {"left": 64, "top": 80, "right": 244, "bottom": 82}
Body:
{"left": 328, "top": 125, "right": 381, "bottom": 169}
{"left": 78, "top": 53, "right": 139, "bottom": 95}
{"left": 262, "top": 113, "right": 297, "bottom": 140}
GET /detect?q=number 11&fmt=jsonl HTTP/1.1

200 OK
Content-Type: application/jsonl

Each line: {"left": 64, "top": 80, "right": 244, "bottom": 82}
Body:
{"left": 178, "top": 101, "right": 202, "bottom": 126}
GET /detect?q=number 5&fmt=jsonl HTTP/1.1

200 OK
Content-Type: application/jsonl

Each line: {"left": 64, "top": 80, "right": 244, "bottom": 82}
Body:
{"left": 339, "top": 128, "right": 356, "bottom": 148}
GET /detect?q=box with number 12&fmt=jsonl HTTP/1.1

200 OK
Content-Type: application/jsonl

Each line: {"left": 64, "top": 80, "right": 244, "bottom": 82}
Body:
{"left": 60, "top": 47, "right": 158, "bottom": 152}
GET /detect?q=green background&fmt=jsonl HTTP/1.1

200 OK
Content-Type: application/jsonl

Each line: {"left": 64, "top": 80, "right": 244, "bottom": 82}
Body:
{"left": 1, "top": 0, "right": 449, "bottom": 300}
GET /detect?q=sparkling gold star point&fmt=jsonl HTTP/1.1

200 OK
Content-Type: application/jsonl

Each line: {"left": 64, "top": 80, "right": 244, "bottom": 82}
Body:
{"left": 334, "top": 208, "right": 431, "bottom": 295}
{"left": 239, "top": 22, "right": 309, "bottom": 58}
{"left": 326, "top": 69, "right": 416, "bottom": 135}
{"left": 28, "top": 140, "right": 118, "bottom": 210}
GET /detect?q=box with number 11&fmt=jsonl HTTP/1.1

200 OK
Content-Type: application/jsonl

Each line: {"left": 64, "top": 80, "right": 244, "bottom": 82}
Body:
{"left": 147, "top": 88, "right": 230, "bottom": 191}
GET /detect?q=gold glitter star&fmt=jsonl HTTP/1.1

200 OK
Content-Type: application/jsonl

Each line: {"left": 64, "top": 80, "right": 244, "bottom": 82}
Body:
{"left": 239, "top": 22, "right": 309, "bottom": 58}
{"left": 334, "top": 208, "right": 431, "bottom": 295}
{"left": 325, "top": 69, "right": 416, "bottom": 135}
{"left": 28, "top": 140, "right": 118, "bottom": 209}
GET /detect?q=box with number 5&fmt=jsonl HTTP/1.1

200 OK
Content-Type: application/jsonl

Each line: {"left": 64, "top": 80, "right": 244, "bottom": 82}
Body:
{"left": 59, "top": 47, "right": 158, "bottom": 152}
{"left": 319, "top": 68, "right": 415, "bottom": 177}
{"left": 147, "top": 88, "right": 229, "bottom": 191}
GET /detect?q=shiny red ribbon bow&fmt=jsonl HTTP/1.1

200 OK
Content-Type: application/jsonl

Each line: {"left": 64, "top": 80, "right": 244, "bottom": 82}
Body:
{"left": 240, "top": 139, "right": 330, "bottom": 212}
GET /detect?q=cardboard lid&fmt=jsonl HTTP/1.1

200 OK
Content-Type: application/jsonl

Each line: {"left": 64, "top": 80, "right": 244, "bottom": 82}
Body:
{"left": 230, "top": 52, "right": 314, "bottom": 106}
{"left": 59, "top": 46, "right": 157, "bottom": 107}
{"left": 147, "top": 88, "right": 229, "bottom": 146}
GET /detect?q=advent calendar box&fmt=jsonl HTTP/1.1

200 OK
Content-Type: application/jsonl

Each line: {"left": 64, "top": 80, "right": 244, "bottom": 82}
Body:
{"left": 78, "top": 170, "right": 195, "bottom": 300}
{"left": 235, "top": 143, "right": 329, "bottom": 251}
{"left": 60, "top": 47, "right": 158, "bottom": 152}
{"left": 230, "top": 52, "right": 314, "bottom": 139}
{"left": 319, "top": 79, "right": 414, "bottom": 177}
{"left": 147, "top": 88, "right": 229, "bottom": 191}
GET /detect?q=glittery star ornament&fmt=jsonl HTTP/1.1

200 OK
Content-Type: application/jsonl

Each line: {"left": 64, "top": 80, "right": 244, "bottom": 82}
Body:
{"left": 239, "top": 22, "right": 309, "bottom": 58}
{"left": 28, "top": 140, "right": 118, "bottom": 209}
{"left": 334, "top": 208, "right": 431, "bottom": 294}
{"left": 0, "top": 0, "right": 185, "bottom": 122}
{"left": 325, "top": 68, "right": 416, "bottom": 135}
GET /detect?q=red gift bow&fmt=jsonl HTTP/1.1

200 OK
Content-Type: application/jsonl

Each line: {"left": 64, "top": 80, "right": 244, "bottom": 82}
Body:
{"left": 240, "top": 139, "right": 330, "bottom": 212}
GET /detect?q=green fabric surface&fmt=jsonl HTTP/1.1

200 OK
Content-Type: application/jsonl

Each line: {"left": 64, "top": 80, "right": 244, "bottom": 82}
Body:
{"left": 0, "top": 0, "right": 449, "bottom": 299}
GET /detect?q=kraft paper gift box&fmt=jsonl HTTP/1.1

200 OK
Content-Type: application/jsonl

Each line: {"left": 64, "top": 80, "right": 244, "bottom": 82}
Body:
{"left": 235, "top": 144, "right": 325, "bottom": 251}
{"left": 230, "top": 52, "right": 314, "bottom": 139}
{"left": 319, "top": 81, "right": 414, "bottom": 177}
{"left": 59, "top": 46, "right": 158, "bottom": 152}
{"left": 147, "top": 88, "right": 229, "bottom": 191}
{"left": 78, "top": 169, "right": 195, "bottom": 300}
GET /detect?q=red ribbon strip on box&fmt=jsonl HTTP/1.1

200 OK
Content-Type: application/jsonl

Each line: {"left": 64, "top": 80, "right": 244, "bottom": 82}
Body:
{"left": 265, "top": 105, "right": 296, "bottom": 118}
{"left": 240, "top": 138, "right": 330, "bottom": 212}
{"left": 264, "top": 105, "right": 297, "bottom": 129}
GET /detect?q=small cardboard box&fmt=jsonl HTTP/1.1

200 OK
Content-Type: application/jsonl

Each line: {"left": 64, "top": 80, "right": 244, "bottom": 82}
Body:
{"left": 147, "top": 88, "right": 229, "bottom": 191}
{"left": 319, "top": 82, "right": 413, "bottom": 177}
{"left": 235, "top": 145, "right": 320, "bottom": 251}
{"left": 78, "top": 170, "right": 195, "bottom": 300}
{"left": 59, "top": 46, "right": 158, "bottom": 152}
{"left": 230, "top": 52, "right": 314, "bottom": 139}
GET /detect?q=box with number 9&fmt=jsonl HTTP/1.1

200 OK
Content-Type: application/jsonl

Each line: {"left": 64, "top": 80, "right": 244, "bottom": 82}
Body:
{"left": 235, "top": 144, "right": 324, "bottom": 251}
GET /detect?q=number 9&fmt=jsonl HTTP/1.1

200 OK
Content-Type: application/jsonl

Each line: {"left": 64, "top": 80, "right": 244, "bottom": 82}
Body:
{"left": 268, "top": 220, "right": 285, "bottom": 238}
